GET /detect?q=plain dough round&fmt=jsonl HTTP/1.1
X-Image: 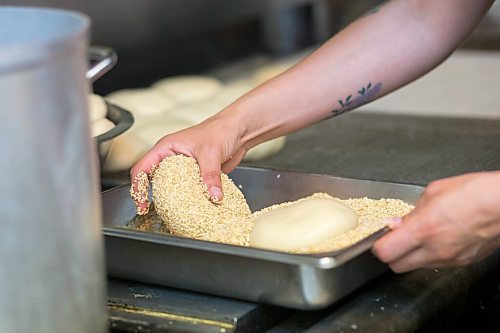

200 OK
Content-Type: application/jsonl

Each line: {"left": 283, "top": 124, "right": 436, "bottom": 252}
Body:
{"left": 106, "top": 88, "right": 177, "bottom": 119}
{"left": 88, "top": 94, "right": 107, "bottom": 122}
{"left": 152, "top": 75, "right": 222, "bottom": 103}
{"left": 102, "top": 129, "right": 150, "bottom": 172}
{"left": 167, "top": 99, "right": 228, "bottom": 125}
{"left": 243, "top": 137, "right": 286, "bottom": 161}
{"left": 101, "top": 114, "right": 193, "bottom": 172}
{"left": 134, "top": 114, "right": 193, "bottom": 146}
{"left": 250, "top": 197, "right": 358, "bottom": 252}
{"left": 212, "top": 80, "right": 255, "bottom": 106}
{"left": 91, "top": 118, "right": 114, "bottom": 137}
{"left": 253, "top": 63, "right": 292, "bottom": 84}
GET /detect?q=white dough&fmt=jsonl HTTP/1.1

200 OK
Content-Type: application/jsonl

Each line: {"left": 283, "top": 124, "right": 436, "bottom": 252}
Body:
{"left": 243, "top": 137, "right": 286, "bottom": 161}
{"left": 212, "top": 80, "right": 255, "bottom": 105}
{"left": 102, "top": 129, "right": 150, "bottom": 172}
{"left": 106, "top": 88, "right": 177, "bottom": 119}
{"left": 253, "top": 63, "right": 292, "bottom": 84}
{"left": 102, "top": 114, "right": 193, "bottom": 172}
{"left": 91, "top": 118, "right": 114, "bottom": 137}
{"left": 134, "top": 115, "right": 193, "bottom": 146}
{"left": 250, "top": 197, "right": 358, "bottom": 252}
{"left": 88, "top": 94, "right": 108, "bottom": 122}
{"left": 168, "top": 99, "right": 228, "bottom": 125}
{"left": 152, "top": 75, "right": 222, "bottom": 103}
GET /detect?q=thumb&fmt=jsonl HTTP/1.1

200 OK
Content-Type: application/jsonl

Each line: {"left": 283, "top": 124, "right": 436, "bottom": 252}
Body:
{"left": 196, "top": 153, "right": 224, "bottom": 202}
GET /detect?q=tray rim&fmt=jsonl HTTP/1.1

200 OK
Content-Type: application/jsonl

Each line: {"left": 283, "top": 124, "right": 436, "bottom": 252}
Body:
{"left": 102, "top": 166, "right": 424, "bottom": 269}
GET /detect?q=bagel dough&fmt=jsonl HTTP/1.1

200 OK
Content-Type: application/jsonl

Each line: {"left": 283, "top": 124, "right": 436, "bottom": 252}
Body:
{"left": 89, "top": 94, "right": 107, "bottom": 122}
{"left": 168, "top": 99, "right": 228, "bottom": 125}
{"left": 91, "top": 118, "right": 114, "bottom": 137}
{"left": 102, "top": 114, "right": 193, "bottom": 172}
{"left": 243, "top": 137, "right": 286, "bottom": 161}
{"left": 106, "top": 88, "right": 177, "bottom": 119}
{"left": 250, "top": 196, "right": 358, "bottom": 252}
{"left": 134, "top": 114, "right": 193, "bottom": 146}
{"left": 212, "top": 80, "right": 255, "bottom": 106}
{"left": 152, "top": 75, "right": 222, "bottom": 103}
{"left": 101, "top": 129, "right": 150, "bottom": 172}
{"left": 152, "top": 155, "right": 254, "bottom": 246}
{"left": 253, "top": 63, "right": 293, "bottom": 84}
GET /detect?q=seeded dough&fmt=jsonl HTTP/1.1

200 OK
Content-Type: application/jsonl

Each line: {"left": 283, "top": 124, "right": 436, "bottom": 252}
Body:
{"left": 91, "top": 118, "right": 114, "bottom": 137}
{"left": 152, "top": 155, "right": 254, "bottom": 246}
{"left": 152, "top": 75, "right": 222, "bottom": 103}
{"left": 88, "top": 94, "right": 107, "bottom": 122}
{"left": 250, "top": 195, "right": 358, "bottom": 252}
{"left": 106, "top": 88, "right": 177, "bottom": 119}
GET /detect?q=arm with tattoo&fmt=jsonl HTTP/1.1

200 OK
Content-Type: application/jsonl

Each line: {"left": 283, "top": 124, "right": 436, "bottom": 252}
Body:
{"left": 131, "top": 0, "right": 493, "bottom": 206}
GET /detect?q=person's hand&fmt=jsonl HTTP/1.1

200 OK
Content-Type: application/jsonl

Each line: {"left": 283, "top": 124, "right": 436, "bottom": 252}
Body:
{"left": 129, "top": 116, "right": 246, "bottom": 214}
{"left": 372, "top": 171, "right": 500, "bottom": 273}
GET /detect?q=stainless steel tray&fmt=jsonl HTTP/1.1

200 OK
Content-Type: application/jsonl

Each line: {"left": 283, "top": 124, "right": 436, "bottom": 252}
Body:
{"left": 102, "top": 167, "right": 424, "bottom": 310}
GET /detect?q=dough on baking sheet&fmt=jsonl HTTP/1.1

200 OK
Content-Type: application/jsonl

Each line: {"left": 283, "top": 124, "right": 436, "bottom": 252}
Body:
{"left": 253, "top": 63, "right": 293, "bottom": 84}
{"left": 243, "top": 137, "right": 286, "bottom": 161}
{"left": 250, "top": 196, "right": 358, "bottom": 252}
{"left": 88, "top": 94, "right": 107, "bottom": 122}
{"left": 91, "top": 118, "right": 114, "bottom": 137}
{"left": 152, "top": 75, "right": 222, "bottom": 103}
{"left": 101, "top": 114, "right": 193, "bottom": 172}
{"left": 106, "top": 88, "right": 177, "bottom": 119}
{"left": 134, "top": 114, "right": 193, "bottom": 146}
{"left": 102, "top": 129, "right": 150, "bottom": 172}
{"left": 167, "top": 99, "right": 228, "bottom": 125}
{"left": 212, "top": 80, "right": 256, "bottom": 106}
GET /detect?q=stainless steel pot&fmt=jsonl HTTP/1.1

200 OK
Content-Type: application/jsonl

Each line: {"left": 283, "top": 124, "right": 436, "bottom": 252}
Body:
{"left": 0, "top": 7, "right": 109, "bottom": 333}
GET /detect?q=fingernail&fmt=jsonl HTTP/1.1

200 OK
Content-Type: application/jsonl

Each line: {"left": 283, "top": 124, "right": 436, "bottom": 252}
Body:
{"left": 386, "top": 217, "right": 403, "bottom": 229}
{"left": 209, "top": 187, "right": 223, "bottom": 202}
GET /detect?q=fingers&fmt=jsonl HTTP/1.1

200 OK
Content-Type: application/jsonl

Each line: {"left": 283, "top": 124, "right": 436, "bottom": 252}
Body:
{"left": 221, "top": 149, "right": 246, "bottom": 174}
{"left": 372, "top": 214, "right": 421, "bottom": 264}
{"left": 196, "top": 151, "right": 224, "bottom": 202}
{"left": 129, "top": 147, "right": 176, "bottom": 214}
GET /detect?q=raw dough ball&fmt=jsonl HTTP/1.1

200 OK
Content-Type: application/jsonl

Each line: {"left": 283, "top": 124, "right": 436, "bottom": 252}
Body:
{"left": 152, "top": 155, "right": 254, "bottom": 246}
{"left": 102, "top": 114, "right": 193, "bottom": 172}
{"left": 212, "top": 80, "right": 255, "bottom": 106}
{"left": 106, "top": 88, "right": 177, "bottom": 119}
{"left": 88, "top": 94, "right": 107, "bottom": 122}
{"left": 168, "top": 99, "right": 228, "bottom": 125}
{"left": 243, "top": 137, "right": 286, "bottom": 161}
{"left": 91, "top": 118, "right": 114, "bottom": 137}
{"left": 253, "top": 63, "right": 292, "bottom": 84}
{"left": 250, "top": 196, "right": 358, "bottom": 252}
{"left": 134, "top": 115, "right": 193, "bottom": 146}
{"left": 102, "top": 129, "right": 150, "bottom": 172}
{"left": 152, "top": 75, "right": 222, "bottom": 103}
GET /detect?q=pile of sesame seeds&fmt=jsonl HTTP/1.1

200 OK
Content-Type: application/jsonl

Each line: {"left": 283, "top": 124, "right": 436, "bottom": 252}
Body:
{"left": 151, "top": 155, "right": 254, "bottom": 246}
{"left": 127, "top": 156, "right": 414, "bottom": 253}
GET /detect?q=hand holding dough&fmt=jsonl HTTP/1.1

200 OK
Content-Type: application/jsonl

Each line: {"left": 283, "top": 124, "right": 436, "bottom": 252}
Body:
{"left": 250, "top": 196, "right": 358, "bottom": 252}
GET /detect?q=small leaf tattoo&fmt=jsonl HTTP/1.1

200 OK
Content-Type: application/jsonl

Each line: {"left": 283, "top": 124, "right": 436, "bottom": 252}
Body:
{"left": 330, "top": 81, "right": 382, "bottom": 117}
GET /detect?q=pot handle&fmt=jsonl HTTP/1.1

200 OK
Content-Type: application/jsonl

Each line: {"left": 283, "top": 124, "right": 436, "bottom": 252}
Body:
{"left": 87, "top": 46, "right": 117, "bottom": 83}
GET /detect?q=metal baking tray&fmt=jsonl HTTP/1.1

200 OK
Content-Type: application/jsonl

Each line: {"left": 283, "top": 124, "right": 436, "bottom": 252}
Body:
{"left": 102, "top": 167, "right": 423, "bottom": 310}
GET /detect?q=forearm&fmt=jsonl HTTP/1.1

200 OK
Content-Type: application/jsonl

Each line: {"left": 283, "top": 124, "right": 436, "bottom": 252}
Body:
{"left": 217, "top": 0, "right": 493, "bottom": 150}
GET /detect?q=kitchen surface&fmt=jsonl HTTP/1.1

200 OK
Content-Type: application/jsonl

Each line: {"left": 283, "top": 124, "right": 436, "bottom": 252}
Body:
{"left": 2, "top": 1, "right": 500, "bottom": 332}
